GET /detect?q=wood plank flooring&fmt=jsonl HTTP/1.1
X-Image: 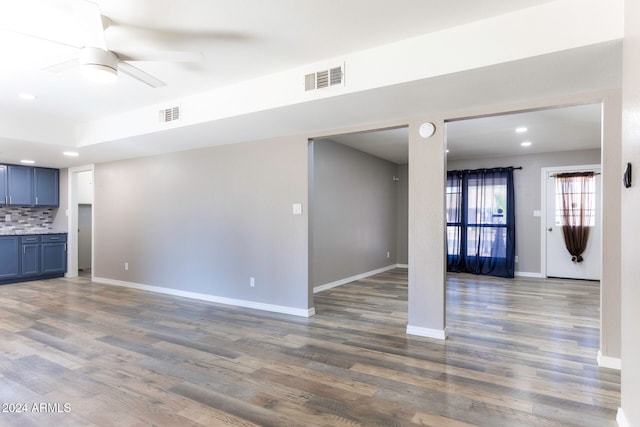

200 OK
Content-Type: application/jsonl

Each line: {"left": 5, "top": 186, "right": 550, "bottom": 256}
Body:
{"left": 0, "top": 270, "right": 620, "bottom": 426}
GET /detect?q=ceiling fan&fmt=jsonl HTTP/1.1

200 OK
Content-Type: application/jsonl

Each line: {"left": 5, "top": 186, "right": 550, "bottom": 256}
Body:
{"left": 18, "top": 0, "right": 202, "bottom": 87}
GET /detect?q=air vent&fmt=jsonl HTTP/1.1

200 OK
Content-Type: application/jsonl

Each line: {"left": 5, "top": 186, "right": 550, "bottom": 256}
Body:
{"left": 305, "top": 64, "right": 344, "bottom": 92}
{"left": 159, "top": 106, "right": 181, "bottom": 123}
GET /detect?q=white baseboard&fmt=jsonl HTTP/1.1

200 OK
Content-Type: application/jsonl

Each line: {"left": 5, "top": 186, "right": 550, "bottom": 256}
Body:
{"left": 515, "top": 271, "right": 545, "bottom": 278}
{"left": 93, "top": 277, "right": 315, "bottom": 318}
{"left": 396, "top": 264, "right": 409, "bottom": 269}
{"left": 617, "top": 407, "right": 629, "bottom": 427}
{"left": 313, "top": 264, "right": 401, "bottom": 293}
{"left": 406, "top": 325, "right": 448, "bottom": 340}
{"left": 597, "top": 350, "right": 621, "bottom": 370}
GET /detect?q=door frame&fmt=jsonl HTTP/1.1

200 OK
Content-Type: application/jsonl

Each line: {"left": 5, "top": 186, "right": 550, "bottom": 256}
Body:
{"left": 66, "top": 164, "right": 94, "bottom": 278}
{"left": 540, "top": 163, "right": 601, "bottom": 278}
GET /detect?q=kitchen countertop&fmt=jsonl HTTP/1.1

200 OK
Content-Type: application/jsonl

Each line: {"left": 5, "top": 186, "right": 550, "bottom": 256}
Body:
{"left": 0, "top": 230, "right": 67, "bottom": 236}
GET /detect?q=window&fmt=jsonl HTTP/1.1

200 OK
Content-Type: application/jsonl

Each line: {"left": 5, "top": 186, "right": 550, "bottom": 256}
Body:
{"left": 446, "top": 176, "right": 462, "bottom": 257}
{"left": 466, "top": 176, "right": 508, "bottom": 258}
{"left": 446, "top": 168, "right": 516, "bottom": 278}
{"left": 554, "top": 174, "right": 596, "bottom": 227}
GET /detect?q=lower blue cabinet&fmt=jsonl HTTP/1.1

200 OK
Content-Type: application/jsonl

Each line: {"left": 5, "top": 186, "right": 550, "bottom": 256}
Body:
{"left": 0, "top": 233, "right": 66, "bottom": 284}
{"left": 0, "top": 236, "right": 20, "bottom": 280}
{"left": 21, "top": 235, "right": 41, "bottom": 277}
{"left": 41, "top": 234, "right": 67, "bottom": 275}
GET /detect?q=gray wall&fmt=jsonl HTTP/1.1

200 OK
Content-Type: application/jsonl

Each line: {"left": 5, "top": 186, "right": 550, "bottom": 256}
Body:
{"left": 78, "top": 205, "right": 92, "bottom": 270}
{"left": 93, "top": 135, "right": 309, "bottom": 310}
{"left": 622, "top": 1, "right": 640, "bottom": 423}
{"left": 310, "top": 138, "right": 400, "bottom": 287}
{"left": 447, "top": 148, "right": 601, "bottom": 275}
{"left": 396, "top": 163, "right": 408, "bottom": 265}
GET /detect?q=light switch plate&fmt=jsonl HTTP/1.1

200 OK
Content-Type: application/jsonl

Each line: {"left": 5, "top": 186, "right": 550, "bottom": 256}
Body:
{"left": 292, "top": 203, "right": 303, "bottom": 215}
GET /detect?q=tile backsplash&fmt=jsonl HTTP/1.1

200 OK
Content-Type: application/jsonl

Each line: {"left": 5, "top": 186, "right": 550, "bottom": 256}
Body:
{"left": 0, "top": 206, "right": 57, "bottom": 233}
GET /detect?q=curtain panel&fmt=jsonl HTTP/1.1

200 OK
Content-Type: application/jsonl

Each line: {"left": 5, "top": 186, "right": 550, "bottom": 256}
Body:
{"left": 556, "top": 171, "right": 595, "bottom": 263}
{"left": 446, "top": 167, "right": 516, "bottom": 278}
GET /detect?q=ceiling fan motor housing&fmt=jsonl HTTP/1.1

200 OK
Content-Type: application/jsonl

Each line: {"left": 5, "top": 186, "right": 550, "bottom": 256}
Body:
{"left": 79, "top": 47, "right": 118, "bottom": 83}
{"left": 80, "top": 47, "right": 118, "bottom": 71}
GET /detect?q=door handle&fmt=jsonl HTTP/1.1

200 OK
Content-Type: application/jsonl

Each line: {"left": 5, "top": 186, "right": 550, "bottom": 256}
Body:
{"left": 548, "top": 228, "right": 553, "bottom": 232}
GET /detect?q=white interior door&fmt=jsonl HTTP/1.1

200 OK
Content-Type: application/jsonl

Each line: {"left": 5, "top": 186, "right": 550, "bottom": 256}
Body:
{"left": 545, "top": 166, "right": 601, "bottom": 280}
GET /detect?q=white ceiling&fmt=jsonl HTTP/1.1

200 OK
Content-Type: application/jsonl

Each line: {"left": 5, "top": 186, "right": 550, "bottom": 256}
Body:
{"left": 0, "top": 0, "right": 621, "bottom": 168}
{"left": 326, "top": 103, "right": 603, "bottom": 164}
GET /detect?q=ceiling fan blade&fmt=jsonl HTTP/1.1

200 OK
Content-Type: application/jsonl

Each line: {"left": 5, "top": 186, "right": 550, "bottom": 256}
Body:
{"left": 0, "top": 27, "right": 82, "bottom": 49}
{"left": 43, "top": 58, "right": 79, "bottom": 73}
{"left": 115, "top": 50, "right": 203, "bottom": 63}
{"left": 118, "top": 62, "right": 166, "bottom": 88}
{"left": 74, "top": 0, "right": 107, "bottom": 50}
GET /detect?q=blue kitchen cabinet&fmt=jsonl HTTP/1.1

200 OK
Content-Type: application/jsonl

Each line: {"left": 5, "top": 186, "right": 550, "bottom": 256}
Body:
{"left": 34, "top": 167, "right": 59, "bottom": 206}
{"left": 20, "top": 235, "right": 41, "bottom": 277}
{"left": 7, "top": 165, "right": 34, "bottom": 206}
{"left": 0, "top": 164, "right": 59, "bottom": 207}
{"left": 41, "top": 234, "right": 67, "bottom": 275}
{"left": 0, "top": 234, "right": 67, "bottom": 284}
{"left": 0, "top": 165, "right": 6, "bottom": 205}
{"left": 0, "top": 236, "right": 20, "bottom": 280}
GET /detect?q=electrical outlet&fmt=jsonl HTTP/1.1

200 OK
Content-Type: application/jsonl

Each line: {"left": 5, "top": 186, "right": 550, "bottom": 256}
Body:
{"left": 250, "top": 277, "right": 255, "bottom": 287}
{"left": 124, "top": 262, "right": 129, "bottom": 271}
{"left": 386, "top": 251, "right": 390, "bottom": 259}
{"left": 514, "top": 256, "right": 519, "bottom": 263}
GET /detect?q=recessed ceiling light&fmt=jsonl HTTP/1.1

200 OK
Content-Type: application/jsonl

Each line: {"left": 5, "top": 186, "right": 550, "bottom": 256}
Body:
{"left": 63, "top": 151, "right": 79, "bottom": 157}
{"left": 18, "top": 93, "right": 36, "bottom": 101}
{"left": 20, "top": 159, "right": 35, "bottom": 164}
{"left": 521, "top": 141, "right": 532, "bottom": 147}
{"left": 516, "top": 127, "right": 528, "bottom": 133}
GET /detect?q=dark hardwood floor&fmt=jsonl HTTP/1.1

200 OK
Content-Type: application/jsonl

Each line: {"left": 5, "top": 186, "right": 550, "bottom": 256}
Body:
{"left": 0, "top": 270, "right": 620, "bottom": 426}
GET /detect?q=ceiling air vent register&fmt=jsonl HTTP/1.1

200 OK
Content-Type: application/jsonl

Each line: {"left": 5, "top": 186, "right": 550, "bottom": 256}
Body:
{"left": 159, "top": 106, "right": 181, "bottom": 123}
{"left": 305, "top": 65, "right": 344, "bottom": 91}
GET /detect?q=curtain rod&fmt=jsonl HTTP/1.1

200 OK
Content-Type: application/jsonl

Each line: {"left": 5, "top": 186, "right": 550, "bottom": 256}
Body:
{"left": 448, "top": 166, "right": 522, "bottom": 173}
{"left": 549, "top": 171, "right": 601, "bottom": 177}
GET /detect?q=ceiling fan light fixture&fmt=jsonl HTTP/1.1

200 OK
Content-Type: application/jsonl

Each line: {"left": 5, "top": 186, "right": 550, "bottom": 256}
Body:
{"left": 79, "top": 47, "right": 118, "bottom": 84}
{"left": 81, "top": 63, "right": 117, "bottom": 84}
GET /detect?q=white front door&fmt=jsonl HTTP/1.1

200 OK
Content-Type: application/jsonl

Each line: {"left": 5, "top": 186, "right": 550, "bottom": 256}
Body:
{"left": 545, "top": 165, "right": 601, "bottom": 280}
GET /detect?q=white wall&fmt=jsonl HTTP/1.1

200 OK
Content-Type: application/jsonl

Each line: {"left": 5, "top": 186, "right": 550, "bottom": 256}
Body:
{"left": 620, "top": 0, "right": 640, "bottom": 424}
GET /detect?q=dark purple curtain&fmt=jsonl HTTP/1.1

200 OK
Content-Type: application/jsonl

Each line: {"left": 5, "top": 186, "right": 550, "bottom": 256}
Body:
{"left": 446, "top": 167, "right": 515, "bottom": 278}
{"left": 556, "top": 172, "right": 595, "bottom": 263}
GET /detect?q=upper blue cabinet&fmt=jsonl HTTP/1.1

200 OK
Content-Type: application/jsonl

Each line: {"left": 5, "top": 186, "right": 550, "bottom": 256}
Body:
{"left": 0, "top": 164, "right": 59, "bottom": 207}
{"left": 34, "top": 168, "right": 59, "bottom": 207}
{"left": 0, "top": 165, "right": 6, "bottom": 205}
{"left": 7, "top": 165, "right": 34, "bottom": 206}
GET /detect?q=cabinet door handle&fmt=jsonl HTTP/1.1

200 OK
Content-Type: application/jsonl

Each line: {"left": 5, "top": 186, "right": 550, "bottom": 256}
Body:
{"left": 35, "top": 196, "right": 38, "bottom": 205}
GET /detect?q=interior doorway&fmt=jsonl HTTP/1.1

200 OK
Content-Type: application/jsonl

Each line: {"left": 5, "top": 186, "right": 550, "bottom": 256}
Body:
{"left": 76, "top": 170, "right": 93, "bottom": 277}
{"left": 445, "top": 103, "right": 602, "bottom": 278}
{"left": 66, "top": 165, "right": 94, "bottom": 279}
{"left": 308, "top": 126, "right": 409, "bottom": 308}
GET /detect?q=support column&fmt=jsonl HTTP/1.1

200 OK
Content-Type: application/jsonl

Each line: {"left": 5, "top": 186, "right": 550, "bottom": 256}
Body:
{"left": 407, "top": 118, "right": 447, "bottom": 339}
